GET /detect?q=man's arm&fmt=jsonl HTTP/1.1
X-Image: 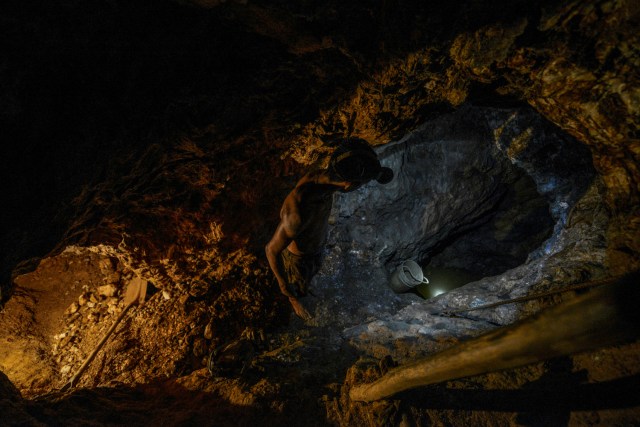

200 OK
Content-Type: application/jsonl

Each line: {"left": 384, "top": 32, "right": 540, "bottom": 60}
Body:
{"left": 265, "top": 205, "right": 312, "bottom": 320}
{"left": 265, "top": 222, "right": 295, "bottom": 297}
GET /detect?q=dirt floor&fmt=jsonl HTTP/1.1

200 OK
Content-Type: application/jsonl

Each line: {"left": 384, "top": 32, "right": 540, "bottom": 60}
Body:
{"left": 0, "top": 252, "right": 106, "bottom": 395}
{"left": 2, "top": 247, "right": 640, "bottom": 426}
{"left": 5, "top": 337, "right": 640, "bottom": 426}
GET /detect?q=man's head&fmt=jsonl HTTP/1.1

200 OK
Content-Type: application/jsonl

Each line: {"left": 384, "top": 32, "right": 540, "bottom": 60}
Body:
{"left": 328, "top": 138, "right": 394, "bottom": 191}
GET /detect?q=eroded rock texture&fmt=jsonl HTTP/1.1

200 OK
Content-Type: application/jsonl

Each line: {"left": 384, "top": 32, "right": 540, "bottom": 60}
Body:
{"left": 1, "top": 0, "right": 639, "bottom": 425}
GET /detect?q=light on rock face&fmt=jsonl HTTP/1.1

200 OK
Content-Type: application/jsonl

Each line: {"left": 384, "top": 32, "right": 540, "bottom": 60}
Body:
{"left": 312, "top": 105, "right": 598, "bottom": 334}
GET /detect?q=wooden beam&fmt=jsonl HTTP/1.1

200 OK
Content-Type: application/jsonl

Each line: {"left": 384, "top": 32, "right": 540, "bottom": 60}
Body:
{"left": 350, "top": 272, "right": 640, "bottom": 402}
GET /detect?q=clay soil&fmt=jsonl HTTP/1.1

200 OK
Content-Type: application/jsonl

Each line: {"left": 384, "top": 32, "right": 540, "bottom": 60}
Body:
{"left": 2, "top": 252, "right": 639, "bottom": 427}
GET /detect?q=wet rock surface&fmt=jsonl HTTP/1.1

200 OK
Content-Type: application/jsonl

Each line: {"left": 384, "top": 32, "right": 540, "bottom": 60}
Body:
{"left": 309, "top": 103, "right": 603, "bottom": 359}
{"left": 0, "top": 0, "right": 639, "bottom": 425}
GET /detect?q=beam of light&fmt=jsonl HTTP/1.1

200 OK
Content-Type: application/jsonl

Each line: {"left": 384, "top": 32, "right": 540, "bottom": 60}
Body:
{"left": 431, "top": 288, "right": 445, "bottom": 297}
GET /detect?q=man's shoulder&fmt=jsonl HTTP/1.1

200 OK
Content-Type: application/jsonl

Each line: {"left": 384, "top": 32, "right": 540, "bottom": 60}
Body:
{"left": 296, "top": 169, "right": 330, "bottom": 185}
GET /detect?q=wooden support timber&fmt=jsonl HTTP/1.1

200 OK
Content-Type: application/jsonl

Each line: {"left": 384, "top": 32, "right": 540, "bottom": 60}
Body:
{"left": 350, "top": 273, "right": 640, "bottom": 402}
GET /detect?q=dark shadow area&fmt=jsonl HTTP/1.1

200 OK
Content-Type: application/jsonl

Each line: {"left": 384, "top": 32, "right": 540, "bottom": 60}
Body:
{"left": 424, "top": 168, "right": 555, "bottom": 281}
{"left": 397, "top": 372, "right": 640, "bottom": 413}
{"left": 467, "top": 79, "right": 527, "bottom": 109}
{"left": 24, "top": 379, "right": 330, "bottom": 427}
{"left": 0, "top": 0, "right": 371, "bottom": 302}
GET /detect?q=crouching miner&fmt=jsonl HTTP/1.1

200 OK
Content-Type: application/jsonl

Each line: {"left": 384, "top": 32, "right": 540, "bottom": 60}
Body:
{"left": 265, "top": 138, "right": 393, "bottom": 320}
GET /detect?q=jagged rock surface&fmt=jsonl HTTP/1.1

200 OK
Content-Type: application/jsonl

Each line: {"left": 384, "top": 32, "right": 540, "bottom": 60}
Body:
{"left": 0, "top": 0, "right": 639, "bottom": 425}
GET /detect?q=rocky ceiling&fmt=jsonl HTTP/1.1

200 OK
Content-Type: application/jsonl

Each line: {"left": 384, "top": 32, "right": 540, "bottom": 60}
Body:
{"left": 1, "top": 0, "right": 639, "bottom": 425}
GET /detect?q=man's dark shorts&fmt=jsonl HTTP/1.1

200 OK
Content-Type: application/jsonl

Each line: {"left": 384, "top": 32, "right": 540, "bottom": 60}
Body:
{"left": 279, "top": 249, "right": 322, "bottom": 297}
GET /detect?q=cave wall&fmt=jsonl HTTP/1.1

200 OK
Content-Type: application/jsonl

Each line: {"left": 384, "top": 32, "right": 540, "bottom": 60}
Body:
{"left": 2, "top": 0, "right": 638, "bottom": 301}
{"left": 289, "top": 0, "right": 640, "bottom": 272}
{"left": 328, "top": 104, "right": 594, "bottom": 274}
{"left": 0, "top": 0, "right": 639, "bottom": 424}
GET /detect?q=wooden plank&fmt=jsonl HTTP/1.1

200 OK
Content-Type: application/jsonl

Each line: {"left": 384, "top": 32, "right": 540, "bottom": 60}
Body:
{"left": 350, "top": 273, "right": 640, "bottom": 402}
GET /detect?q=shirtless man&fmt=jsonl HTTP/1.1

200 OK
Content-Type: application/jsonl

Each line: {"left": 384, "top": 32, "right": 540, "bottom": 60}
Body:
{"left": 265, "top": 139, "right": 393, "bottom": 320}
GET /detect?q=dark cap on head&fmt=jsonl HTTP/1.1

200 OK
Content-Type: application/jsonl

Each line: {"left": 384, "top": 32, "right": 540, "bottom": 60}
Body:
{"left": 329, "top": 138, "right": 394, "bottom": 184}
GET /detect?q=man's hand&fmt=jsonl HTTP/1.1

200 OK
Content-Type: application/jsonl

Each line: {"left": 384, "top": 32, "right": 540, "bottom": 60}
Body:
{"left": 289, "top": 296, "right": 313, "bottom": 321}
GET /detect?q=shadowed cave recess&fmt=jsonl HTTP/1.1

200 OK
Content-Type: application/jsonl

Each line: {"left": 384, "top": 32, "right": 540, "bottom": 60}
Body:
{"left": 312, "top": 105, "right": 595, "bottom": 337}
{"left": 1, "top": 0, "right": 639, "bottom": 425}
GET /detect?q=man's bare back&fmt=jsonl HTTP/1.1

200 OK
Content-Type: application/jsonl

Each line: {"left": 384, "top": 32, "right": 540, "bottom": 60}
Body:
{"left": 284, "top": 174, "right": 343, "bottom": 254}
{"left": 265, "top": 170, "right": 351, "bottom": 319}
{"left": 265, "top": 139, "right": 394, "bottom": 320}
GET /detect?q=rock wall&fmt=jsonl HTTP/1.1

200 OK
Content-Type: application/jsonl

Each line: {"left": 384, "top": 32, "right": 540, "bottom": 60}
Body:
{"left": 329, "top": 104, "right": 593, "bottom": 274}
{"left": 0, "top": 0, "right": 638, "bottom": 425}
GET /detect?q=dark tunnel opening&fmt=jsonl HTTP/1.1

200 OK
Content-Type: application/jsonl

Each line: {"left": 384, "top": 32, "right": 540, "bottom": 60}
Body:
{"left": 421, "top": 168, "right": 555, "bottom": 298}
{"left": 304, "top": 103, "right": 598, "bottom": 340}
